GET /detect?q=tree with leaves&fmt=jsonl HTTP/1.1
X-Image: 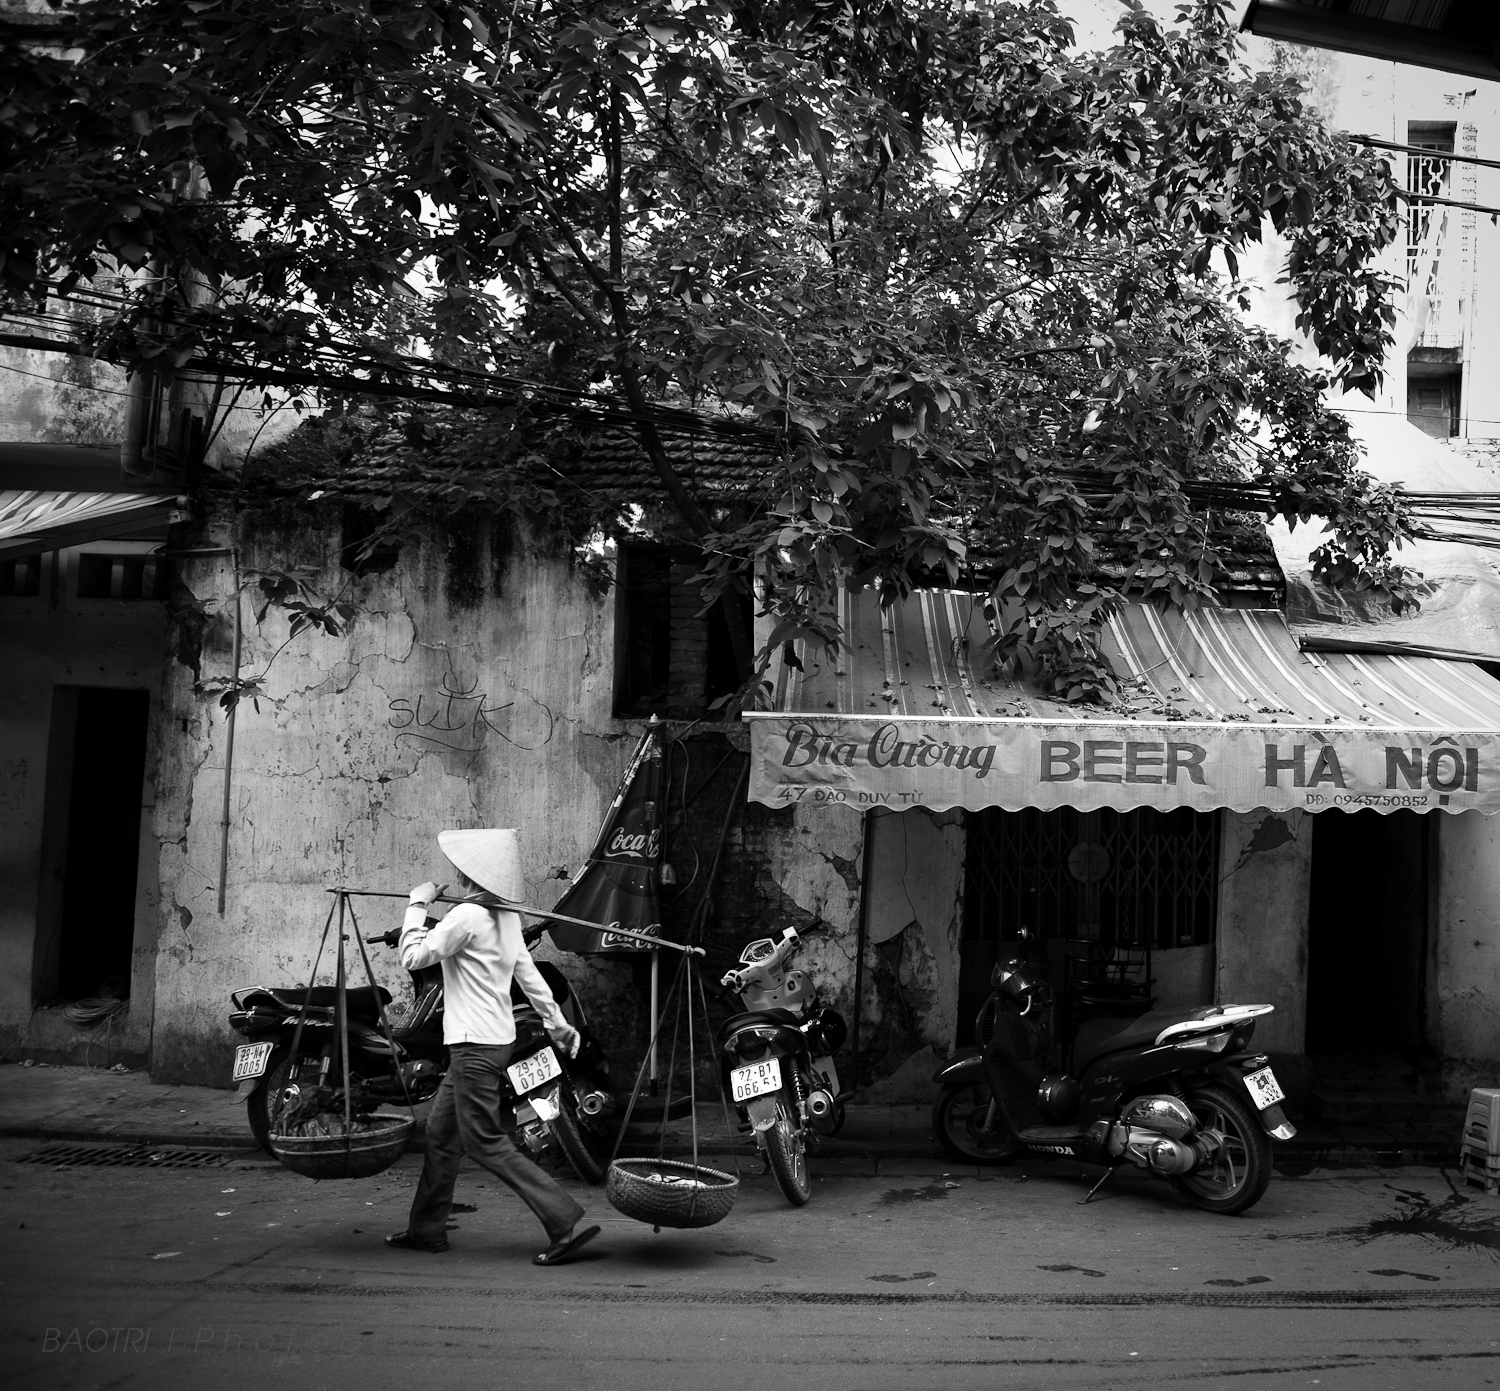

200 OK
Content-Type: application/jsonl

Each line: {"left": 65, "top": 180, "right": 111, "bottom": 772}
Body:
{"left": 1, "top": 0, "right": 1411, "bottom": 701}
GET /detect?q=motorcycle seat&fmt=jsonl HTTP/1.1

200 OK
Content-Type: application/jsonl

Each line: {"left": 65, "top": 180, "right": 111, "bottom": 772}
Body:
{"left": 267, "top": 985, "right": 392, "bottom": 1016}
{"left": 1073, "top": 1005, "right": 1213, "bottom": 1071}
{"left": 717, "top": 1008, "right": 802, "bottom": 1044}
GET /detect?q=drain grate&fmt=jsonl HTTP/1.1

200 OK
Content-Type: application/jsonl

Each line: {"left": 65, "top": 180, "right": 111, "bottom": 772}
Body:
{"left": 14, "top": 1143, "right": 235, "bottom": 1170}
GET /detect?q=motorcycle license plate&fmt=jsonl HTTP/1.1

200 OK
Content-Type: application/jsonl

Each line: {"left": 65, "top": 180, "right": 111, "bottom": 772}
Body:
{"left": 231, "top": 1042, "right": 273, "bottom": 1083}
{"left": 507, "top": 1047, "right": 561, "bottom": 1094}
{"left": 731, "top": 1057, "right": 782, "bottom": 1102}
{"left": 1244, "top": 1066, "right": 1285, "bottom": 1110}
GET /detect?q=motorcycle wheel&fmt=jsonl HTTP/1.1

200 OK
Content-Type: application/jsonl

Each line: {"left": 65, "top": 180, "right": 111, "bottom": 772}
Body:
{"left": 550, "top": 1091, "right": 608, "bottom": 1185}
{"left": 245, "top": 1045, "right": 300, "bottom": 1154}
{"left": 932, "top": 1084, "right": 1022, "bottom": 1164}
{"left": 1171, "top": 1083, "right": 1272, "bottom": 1215}
{"left": 764, "top": 1091, "right": 812, "bottom": 1206}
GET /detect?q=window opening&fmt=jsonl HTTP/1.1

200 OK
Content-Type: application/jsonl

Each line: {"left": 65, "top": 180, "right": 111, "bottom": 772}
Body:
{"left": 615, "top": 542, "right": 750, "bottom": 718}
{"left": 76, "top": 553, "right": 170, "bottom": 601}
{"left": 1406, "top": 122, "right": 1461, "bottom": 355}
{"left": 0, "top": 556, "right": 41, "bottom": 597}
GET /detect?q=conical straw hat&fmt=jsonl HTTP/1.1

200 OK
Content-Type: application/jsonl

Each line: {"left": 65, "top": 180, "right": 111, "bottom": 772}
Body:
{"left": 437, "top": 829, "right": 525, "bottom": 903}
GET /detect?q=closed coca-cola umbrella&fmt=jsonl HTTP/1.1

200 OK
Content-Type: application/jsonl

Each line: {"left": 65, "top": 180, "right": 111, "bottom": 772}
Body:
{"left": 544, "top": 718, "right": 665, "bottom": 957}
{"left": 545, "top": 718, "right": 685, "bottom": 1106}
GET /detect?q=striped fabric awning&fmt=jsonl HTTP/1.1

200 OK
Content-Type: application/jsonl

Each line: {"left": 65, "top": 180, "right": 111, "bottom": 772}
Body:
{"left": 0, "top": 490, "right": 184, "bottom": 560}
{"left": 744, "top": 590, "right": 1500, "bottom": 816}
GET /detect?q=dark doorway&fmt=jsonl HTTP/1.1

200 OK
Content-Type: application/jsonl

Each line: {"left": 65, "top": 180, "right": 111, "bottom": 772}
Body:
{"left": 1306, "top": 809, "right": 1428, "bottom": 1053}
{"left": 959, "top": 806, "right": 1219, "bottom": 1046}
{"left": 33, "top": 687, "right": 150, "bottom": 1002}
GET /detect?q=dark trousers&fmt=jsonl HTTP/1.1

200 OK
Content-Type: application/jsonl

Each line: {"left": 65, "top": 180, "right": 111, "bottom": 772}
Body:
{"left": 407, "top": 1042, "right": 586, "bottom": 1246}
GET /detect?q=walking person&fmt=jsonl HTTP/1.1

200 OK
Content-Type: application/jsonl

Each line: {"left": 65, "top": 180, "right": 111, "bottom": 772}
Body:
{"left": 385, "top": 828, "right": 601, "bottom": 1266}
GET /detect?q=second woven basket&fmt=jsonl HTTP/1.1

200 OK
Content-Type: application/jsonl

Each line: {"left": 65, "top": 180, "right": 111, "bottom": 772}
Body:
{"left": 605, "top": 1157, "right": 739, "bottom": 1228}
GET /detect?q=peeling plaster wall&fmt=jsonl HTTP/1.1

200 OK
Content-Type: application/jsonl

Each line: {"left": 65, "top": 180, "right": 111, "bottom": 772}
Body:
{"left": 1216, "top": 808, "right": 1313, "bottom": 1056}
{"left": 860, "top": 808, "right": 965, "bottom": 1071}
{"left": 151, "top": 507, "right": 645, "bottom": 1083}
{"left": 745, "top": 804, "right": 965, "bottom": 1094}
{"left": 1432, "top": 812, "right": 1500, "bottom": 1086}
{"left": 0, "top": 548, "right": 167, "bottom": 1061}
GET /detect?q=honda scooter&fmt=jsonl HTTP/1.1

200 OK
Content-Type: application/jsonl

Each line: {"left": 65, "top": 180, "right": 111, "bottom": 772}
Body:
{"left": 931, "top": 939, "right": 1295, "bottom": 1214}
{"left": 228, "top": 929, "right": 615, "bottom": 1181}
{"left": 718, "top": 926, "right": 847, "bottom": 1206}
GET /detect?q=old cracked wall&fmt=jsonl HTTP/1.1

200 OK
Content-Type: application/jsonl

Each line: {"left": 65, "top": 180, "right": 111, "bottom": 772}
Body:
{"left": 152, "top": 506, "right": 648, "bottom": 1083}
{"left": 1216, "top": 808, "right": 1313, "bottom": 1056}
{"left": 1432, "top": 811, "right": 1500, "bottom": 1092}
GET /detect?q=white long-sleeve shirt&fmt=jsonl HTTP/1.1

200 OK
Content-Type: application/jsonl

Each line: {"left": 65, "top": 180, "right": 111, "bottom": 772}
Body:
{"left": 399, "top": 900, "right": 567, "bottom": 1046}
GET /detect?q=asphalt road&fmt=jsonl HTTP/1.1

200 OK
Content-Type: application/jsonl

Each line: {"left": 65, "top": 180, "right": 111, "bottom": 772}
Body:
{"left": 3, "top": 1138, "right": 1499, "bottom": 1391}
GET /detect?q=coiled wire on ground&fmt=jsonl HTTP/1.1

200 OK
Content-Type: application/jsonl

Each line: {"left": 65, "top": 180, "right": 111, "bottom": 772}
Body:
{"left": 62, "top": 997, "right": 129, "bottom": 1068}
{"left": 62, "top": 998, "right": 128, "bottom": 1028}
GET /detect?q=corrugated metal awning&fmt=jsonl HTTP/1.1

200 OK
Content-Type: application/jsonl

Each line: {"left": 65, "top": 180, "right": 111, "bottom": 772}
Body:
{"left": 744, "top": 591, "right": 1500, "bottom": 816}
{"left": 0, "top": 490, "right": 184, "bottom": 561}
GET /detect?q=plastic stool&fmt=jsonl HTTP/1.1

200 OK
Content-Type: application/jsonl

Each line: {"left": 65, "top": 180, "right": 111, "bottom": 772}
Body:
{"left": 1459, "top": 1088, "right": 1500, "bottom": 1194}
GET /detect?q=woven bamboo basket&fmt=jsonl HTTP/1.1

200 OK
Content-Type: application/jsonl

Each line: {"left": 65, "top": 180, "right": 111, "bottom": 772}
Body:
{"left": 269, "top": 1114, "right": 414, "bottom": 1180}
{"left": 605, "top": 1158, "right": 739, "bottom": 1228}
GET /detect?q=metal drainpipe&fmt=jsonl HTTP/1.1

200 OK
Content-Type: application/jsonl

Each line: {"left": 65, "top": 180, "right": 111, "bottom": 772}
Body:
{"left": 217, "top": 549, "right": 241, "bottom": 915}
{"left": 848, "top": 807, "right": 878, "bottom": 1098}
{"left": 164, "top": 545, "right": 243, "bottom": 914}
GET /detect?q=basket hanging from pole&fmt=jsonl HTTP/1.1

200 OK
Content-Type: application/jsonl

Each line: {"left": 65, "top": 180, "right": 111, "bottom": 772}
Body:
{"left": 267, "top": 890, "right": 415, "bottom": 1181}
{"left": 269, "top": 1114, "right": 415, "bottom": 1180}
{"left": 605, "top": 947, "right": 740, "bottom": 1229}
{"left": 605, "top": 1158, "right": 738, "bottom": 1228}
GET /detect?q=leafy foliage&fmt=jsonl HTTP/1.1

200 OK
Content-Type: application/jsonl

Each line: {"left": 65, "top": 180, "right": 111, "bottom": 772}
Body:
{"left": 0, "top": 0, "right": 1411, "bottom": 700}
{"left": 193, "top": 568, "right": 355, "bottom": 715}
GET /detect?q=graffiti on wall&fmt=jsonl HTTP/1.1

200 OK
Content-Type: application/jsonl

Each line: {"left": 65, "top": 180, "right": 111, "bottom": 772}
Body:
{"left": 387, "top": 671, "right": 554, "bottom": 754}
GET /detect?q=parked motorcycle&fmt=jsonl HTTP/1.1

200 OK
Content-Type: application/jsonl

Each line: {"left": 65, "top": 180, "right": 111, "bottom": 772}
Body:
{"left": 931, "top": 939, "right": 1295, "bottom": 1214}
{"left": 228, "top": 928, "right": 615, "bottom": 1182}
{"left": 717, "top": 925, "right": 847, "bottom": 1206}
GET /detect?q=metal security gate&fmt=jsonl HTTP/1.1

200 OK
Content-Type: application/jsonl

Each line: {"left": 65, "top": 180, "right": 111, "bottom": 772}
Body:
{"left": 957, "top": 807, "right": 1220, "bottom": 1037}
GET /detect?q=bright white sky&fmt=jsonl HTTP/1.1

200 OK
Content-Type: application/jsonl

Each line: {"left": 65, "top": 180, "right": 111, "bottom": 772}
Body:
{"left": 1056, "top": 0, "right": 1188, "bottom": 52}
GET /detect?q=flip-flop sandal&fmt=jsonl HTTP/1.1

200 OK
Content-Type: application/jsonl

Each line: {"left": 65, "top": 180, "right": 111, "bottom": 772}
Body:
{"left": 533, "top": 1224, "right": 601, "bottom": 1266}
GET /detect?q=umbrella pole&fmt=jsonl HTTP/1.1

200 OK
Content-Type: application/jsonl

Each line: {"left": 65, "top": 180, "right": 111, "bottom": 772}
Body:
{"left": 648, "top": 948, "right": 659, "bottom": 1097}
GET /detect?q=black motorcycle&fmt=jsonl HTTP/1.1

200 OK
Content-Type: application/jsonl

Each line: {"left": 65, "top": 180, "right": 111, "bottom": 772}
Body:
{"left": 228, "top": 929, "right": 614, "bottom": 1182}
{"left": 931, "top": 940, "right": 1295, "bottom": 1214}
{"left": 717, "top": 926, "right": 847, "bottom": 1206}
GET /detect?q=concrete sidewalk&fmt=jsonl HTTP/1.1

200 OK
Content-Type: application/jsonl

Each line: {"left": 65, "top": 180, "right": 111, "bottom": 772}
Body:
{"left": 0, "top": 1059, "right": 938, "bottom": 1158}
{"left": 0, "top": 1060, "right": 1470, "bottom": 1167}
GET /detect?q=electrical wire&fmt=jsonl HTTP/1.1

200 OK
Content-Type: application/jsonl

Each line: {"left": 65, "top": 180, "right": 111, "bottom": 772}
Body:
{"left": 62, "top": 997, "right": 128, "bottom": 1027}
{"left": 663, "top": 736, "right": 702, "bottom": 900}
